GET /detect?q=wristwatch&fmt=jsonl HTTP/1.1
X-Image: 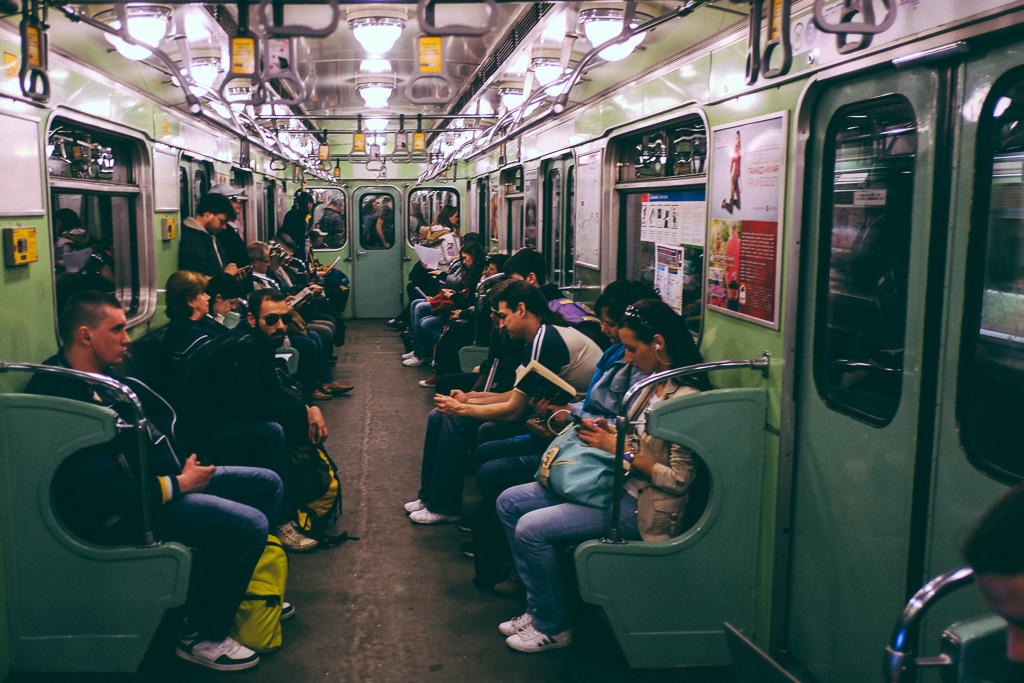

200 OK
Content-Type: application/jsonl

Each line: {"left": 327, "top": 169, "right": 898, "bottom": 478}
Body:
{"left": 623, "top": 450, "right": 635, "bottom": 463}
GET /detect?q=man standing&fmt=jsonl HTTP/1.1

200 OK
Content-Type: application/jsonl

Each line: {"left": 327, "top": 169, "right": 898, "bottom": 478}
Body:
{"left": 318, "top": 193, "right": 346, "bottom": 249}
{"left": 209, "top": 184, "right": 250, "bottom": 270}
{"left": 27, "top": 291, "right": 282, "bottom": 671}
{"left": 179, "top": 193, "right": 240, "bottom": 277}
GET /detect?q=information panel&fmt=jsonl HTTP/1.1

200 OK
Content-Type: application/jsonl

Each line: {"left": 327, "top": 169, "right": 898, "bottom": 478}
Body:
{"left": 706, "top": 112, "right": 787, "bottom": 328}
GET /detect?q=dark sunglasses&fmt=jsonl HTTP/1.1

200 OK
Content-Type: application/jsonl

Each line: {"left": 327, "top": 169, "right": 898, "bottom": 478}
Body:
{"left": 263, "top": 313, "right": 293, "bottom": 326}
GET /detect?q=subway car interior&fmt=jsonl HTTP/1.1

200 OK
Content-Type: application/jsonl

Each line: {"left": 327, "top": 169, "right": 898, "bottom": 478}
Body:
{"left": 2, "top": 0, "right": 1024, "bottom": 681}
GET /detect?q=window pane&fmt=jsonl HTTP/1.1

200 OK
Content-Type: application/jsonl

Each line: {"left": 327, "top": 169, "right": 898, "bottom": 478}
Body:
{"left": 47, "top": 120, "right": 132, "bottom": 183}
{"left": 358, "top": 193, "right": 396, "bottom": 250}
{"left": 817, "top": 99, "right": 916, "bottom": 425}
{"left": 52, "top": 192, "right": 138, "bottom": 317}
{"left": 546, "top": 169, "right": 563, "bottom": 282}
{"left": 408, "top": 189, "right": 459, "bottom": 245}
{"left": 619, "top": 132, "right": 667, "bottom": 182}
{"left": 669, "top": 118, "right": 707, "bottom": 176}
{"left": 961, "top": 79, "right": 1024, "bottom": 478}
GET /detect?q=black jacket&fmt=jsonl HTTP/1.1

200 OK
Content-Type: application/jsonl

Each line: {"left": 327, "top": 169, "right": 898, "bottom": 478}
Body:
{"left": 233, "top": 331, "right": 310, "bottom": 444}
{"left": 179, "top": 220, "right": 222, "bottom": 276}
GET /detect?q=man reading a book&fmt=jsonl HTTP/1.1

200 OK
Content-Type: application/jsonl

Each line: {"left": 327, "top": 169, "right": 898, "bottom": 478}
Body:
{"left": 405, "top": 279, "right": 603, "bottom": 524}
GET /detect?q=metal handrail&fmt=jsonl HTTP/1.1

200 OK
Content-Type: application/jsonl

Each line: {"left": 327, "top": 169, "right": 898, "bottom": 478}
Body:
{"left": 0, "top": 361, "right": 158, "bottom": 547}
{"left": 884, "top": 567, "right": 975, "bottom": 683}
{"left": 603, "top": 352, "right": 770, "bottom": 542}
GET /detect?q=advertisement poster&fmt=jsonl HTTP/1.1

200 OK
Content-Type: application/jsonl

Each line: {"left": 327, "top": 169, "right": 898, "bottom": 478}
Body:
{"left": 655, "top": 244, "right": 686, "bottom": 315}
{"left": 641, "top": 189, "right": 706, "bottom": 247}
{"left": 706, "top": 112, "right": 786, "bottom": 328}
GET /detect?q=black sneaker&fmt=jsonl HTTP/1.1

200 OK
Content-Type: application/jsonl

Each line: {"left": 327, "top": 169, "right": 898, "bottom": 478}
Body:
{"left": 460, "top": 541, "right": 475, "bottom": 559}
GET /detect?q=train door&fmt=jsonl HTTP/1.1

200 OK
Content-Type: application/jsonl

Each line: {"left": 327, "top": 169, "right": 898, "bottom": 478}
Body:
{"left": 785, "top": 43, "right": 1024, "bottom": 680}
{"left": 351, "top": 186, "right": 402, "bottom": 318}
{"left": 230, "top": 168, "right": 253, "bottom": 243}
{"left": 503, "top": 166, "right": 524, "bottom": 251}
{"left": 543, "top": 155, "right": 575, "bottom": 289}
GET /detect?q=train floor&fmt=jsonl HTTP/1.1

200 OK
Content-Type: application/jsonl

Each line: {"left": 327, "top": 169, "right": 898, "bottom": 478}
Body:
{"left": 7, "top": 320, "right": 732, "bottom": 683}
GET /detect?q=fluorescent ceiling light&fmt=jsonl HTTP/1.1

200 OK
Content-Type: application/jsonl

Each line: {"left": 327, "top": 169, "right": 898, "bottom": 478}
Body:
{"left": 97, "top": 5, "right": 172, "bottom": 61}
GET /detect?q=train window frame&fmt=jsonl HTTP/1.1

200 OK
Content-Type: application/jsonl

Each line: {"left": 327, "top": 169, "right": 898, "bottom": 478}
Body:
{"left": 958, "top": 69, "right": 1024, "bottom": 483}
{"left": 617, "top": 115, "right": 708, "bottom": 183}
{"left": 612, "top": 112, "right": 709, "bottom": 340}
{"left": 47, "top": 116, "right": 155, "bottom": 332}
{"left": 407, "top": 188, "right": 460, "bottom": 246}
{"left": 812, "top": 96, "right": 918, "bottom": 428}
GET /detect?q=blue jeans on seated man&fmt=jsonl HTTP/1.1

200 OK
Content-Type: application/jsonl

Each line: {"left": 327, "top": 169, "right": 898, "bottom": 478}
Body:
{"left": 497, "top": 482, "right": 639, "bottom": 636}
{"left": 154, "top": 466, "right": 283, "bottom": 642}
{"left": 417, "top": 409, "right": 527, "bottom": 516}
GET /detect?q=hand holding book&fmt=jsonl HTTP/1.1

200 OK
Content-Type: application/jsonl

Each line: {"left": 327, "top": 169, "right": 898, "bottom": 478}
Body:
{"left": 514, "top": 360, "right": 577, "bottom": 405}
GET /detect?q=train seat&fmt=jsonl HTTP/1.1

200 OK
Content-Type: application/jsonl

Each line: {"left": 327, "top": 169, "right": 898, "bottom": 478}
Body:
{"left": 0, "top": 393, "right": 191, "bottom": 673}
{"left": 459, "top": 345, "right": 489, "bottom": 373}
{"left": 575, "top": 387, "right": 768, "bottom": 669}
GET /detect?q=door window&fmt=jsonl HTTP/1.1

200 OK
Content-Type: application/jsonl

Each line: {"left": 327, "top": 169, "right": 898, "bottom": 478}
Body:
{"left": 357, "top": 193, "right": 396, "bottom": 250}
{"left": 815, "top": 98, "right": 917, "bottom": 426}
{"left": 961, "top": 76, "right": 1024, "bottom": 479}
{"left": 408, "top": 189, "right": 459, "bottom": 245}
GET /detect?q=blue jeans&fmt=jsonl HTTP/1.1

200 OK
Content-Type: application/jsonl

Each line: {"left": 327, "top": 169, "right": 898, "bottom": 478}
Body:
{"left": 203, "top": 420, "right": 291, "bottom": 526}
{"left": 497, "top": 482, "right": 639, "bottom": 635}
{"left": 153, "top": 466, "right": 282, "bottom": 641}
{"left": 290, "top": 332, "right": 332, "bottom": 387}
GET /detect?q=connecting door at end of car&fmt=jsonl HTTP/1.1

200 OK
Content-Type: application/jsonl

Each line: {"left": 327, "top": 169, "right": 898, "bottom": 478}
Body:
{"left": 350, "top": 187, "right": 403, "bottom": 319}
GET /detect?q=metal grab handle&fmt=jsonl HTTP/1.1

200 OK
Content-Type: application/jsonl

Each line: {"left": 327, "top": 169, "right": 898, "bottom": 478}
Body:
{"left": 813, "top": 0, "right": 897, "bottom": 37}
{"left": 258, "top": 0, "right": 340, "bottom": 38}
{"left": 406, "top": 72, "right": 457, "bottom": 105}
{"left": 603, "top": 353, "right": 770, "bottom": 543}
{"left": 884, "top": 567, "right": 975, "bottom": 683}
{"left": 417, "top": 0, "right": 497, "bottom": 37}
{"left": 760, "top": 0, "right": 793, "bottom": 79}
{"left": 745, "top": 0, "right": 763, "bottom": 86}
{"left": 0, "top": 361, "right": 158, "bottom": 547}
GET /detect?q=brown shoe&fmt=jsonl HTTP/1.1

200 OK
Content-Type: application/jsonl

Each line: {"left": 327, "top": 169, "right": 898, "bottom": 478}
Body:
{"left": 305, "top": 388, "right": 332, "bottom": 401}
{"left": 493, "top": 572, "right": 524, "bottom": 598}
{"left": 322, "top": 381, "right": 354, "bottom": 396}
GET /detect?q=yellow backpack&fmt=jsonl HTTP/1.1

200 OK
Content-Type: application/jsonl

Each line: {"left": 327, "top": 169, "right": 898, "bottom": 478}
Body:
{"left": 230, "top": 535, "right": 288, "bottom": 653}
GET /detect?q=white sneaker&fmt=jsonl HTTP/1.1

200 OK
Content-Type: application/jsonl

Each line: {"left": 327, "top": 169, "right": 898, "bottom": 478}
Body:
{"left": 276, "top": 522, "right": 318, "bottom": 553}
{"left": 404, "top": 498, "right": 426, "bottom": 513}
{"left": 402, "top": 355, "right": 427, "bottom": 367}
{"left": 176, "top": 635, "right": 260, "bottom": 671}
{"left": 281, "top": 601, "right": 295, "bottom": 621}
{"left": 402, "top": 351, "right": 417, "bottom": 359}
{"left": 505, "top": 624, "right": 572, "bottom": 653}
{"left": 499, "top": 613, "right": 533, "bottom": 636}
{"left": 409, "top": 508, "right": 458, "bottom": 524}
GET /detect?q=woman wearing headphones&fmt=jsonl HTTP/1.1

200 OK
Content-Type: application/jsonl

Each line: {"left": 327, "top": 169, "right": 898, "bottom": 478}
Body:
{"left": 494, "top": 298, "right": 711, "bottom": 653}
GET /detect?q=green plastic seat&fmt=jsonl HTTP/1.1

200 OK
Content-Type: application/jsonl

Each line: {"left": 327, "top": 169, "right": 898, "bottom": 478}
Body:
{"left": 0, "top": 394, "right": 191, "bottom": 673}
{"left": 575, "top": 387, "right": 768, "bottom": 669}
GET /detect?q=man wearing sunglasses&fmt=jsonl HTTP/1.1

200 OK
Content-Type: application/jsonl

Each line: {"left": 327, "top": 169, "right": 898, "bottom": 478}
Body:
{"left": 235, "top": 290, "right": 329, "bottom": 449}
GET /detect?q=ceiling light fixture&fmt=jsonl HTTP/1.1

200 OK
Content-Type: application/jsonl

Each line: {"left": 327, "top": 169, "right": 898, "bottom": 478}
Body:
{"left": 357, "top": 82, "right": 394, "bottom": 108}
{"left": 348, "top": 7, "right": 406, "bottom": 57}
{"left": 498, "top": 83, "right": 525, "bottom": 111}
{"left": 96, "top": 5, "right": 172, "bottom": 61}
{"left": 579, "top": 5, "right": 649, "bottom": 62}
{"left": 360, "top": 59, "right": 392, "bottom": 73}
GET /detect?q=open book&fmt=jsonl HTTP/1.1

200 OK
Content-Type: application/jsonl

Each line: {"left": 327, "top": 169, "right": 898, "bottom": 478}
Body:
{"left": 513, "top": 360, "right": 577, "bottom": 404}
{"left": 289, "top": 287, "right": 315, "bottom": 307}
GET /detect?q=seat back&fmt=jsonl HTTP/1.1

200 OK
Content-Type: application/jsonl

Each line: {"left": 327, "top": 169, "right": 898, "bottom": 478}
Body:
{"left": 0, "top": 394, "right": 191, "bottom": 673}
{"left": 575, "top": 387, "right": 768, "bottom": 669}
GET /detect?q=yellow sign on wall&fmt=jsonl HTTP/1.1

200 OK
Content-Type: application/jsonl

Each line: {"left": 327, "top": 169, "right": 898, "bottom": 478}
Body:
{"left": 3, "top": 52, "right": 16, "bottom": 80}
{"left": 418, "top": 36, "right": 443, "bottom": 73}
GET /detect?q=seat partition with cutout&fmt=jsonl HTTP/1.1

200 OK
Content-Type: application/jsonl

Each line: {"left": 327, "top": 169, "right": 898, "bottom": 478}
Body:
{"left": 0, "top": 394, "right": 191, "bottom": 673}
{"left": 575, "top": 387, "right": 768, "bottom": 669}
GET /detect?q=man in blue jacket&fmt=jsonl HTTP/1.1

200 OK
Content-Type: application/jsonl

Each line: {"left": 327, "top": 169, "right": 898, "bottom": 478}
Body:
{"left": 27, "top": 291, "right": 282, "bottom": 672}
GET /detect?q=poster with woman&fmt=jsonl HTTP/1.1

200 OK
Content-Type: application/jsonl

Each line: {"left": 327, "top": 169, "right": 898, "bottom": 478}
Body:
{"left": 706, "top": 112, "right": 787, "bottom": 328}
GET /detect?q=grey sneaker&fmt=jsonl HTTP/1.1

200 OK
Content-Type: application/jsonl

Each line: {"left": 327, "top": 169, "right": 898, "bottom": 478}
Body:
{"left": 409, "top": 508, "right": 458, "bottom": 524}
{"left": 176, "top": 634, "right": 260, "bottom": 671}
{"left": 276, "top": 522, "right": 318, "bottom": 553}
{"left": 505, "top": 624, "right": 572, "bottom": 653}
{"left": 498, "top": 613, "right": 533, "bottom": 636}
